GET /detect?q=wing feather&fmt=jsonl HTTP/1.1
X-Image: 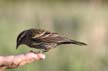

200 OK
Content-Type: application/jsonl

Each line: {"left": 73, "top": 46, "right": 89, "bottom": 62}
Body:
{"left": 32, "top": 31, "right": 71, "bottom": 43}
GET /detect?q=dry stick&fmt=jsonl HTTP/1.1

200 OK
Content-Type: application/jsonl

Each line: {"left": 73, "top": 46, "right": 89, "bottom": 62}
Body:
{"left": 0, "top": 51, "right": 45, "bottom": 71}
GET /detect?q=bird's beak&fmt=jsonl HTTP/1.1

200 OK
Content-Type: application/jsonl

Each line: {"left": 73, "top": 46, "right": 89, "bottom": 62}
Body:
{"left": 16, "top": 43, "right": 20, "bottom": 49}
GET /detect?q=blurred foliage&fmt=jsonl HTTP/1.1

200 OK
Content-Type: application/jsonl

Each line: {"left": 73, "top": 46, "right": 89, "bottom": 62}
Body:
{"left": 0, "top": 0, "right": 108, "bottom": 71}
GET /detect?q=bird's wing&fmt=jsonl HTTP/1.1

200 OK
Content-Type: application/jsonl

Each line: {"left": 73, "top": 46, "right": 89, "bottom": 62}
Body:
{"left": 32, "top": 31, "right": 71, "bottom": 44}
{"left": 31, "top": 30, "right": 87, "bottom": 46}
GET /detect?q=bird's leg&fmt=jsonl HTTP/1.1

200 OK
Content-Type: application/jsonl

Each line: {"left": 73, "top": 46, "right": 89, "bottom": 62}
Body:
{"left": 42, "top": 50, "right": 48, "bottom": 53}
{"left": 29, "top": 50, "right": 39, "bottom": 54}
{"left": 38, "top": 48, "right": 50, "bottom": 53}
{"left": 37, "top": 49, "right": 46, "bottom": 53}
{"left": 43, "top": 48, "right": 51, "bottom": 53}
{"left": 38, "top": 50, "right": 44, "bottom": 53}
{"left": 30, "top": 50, "right": 34, "bottom": 52}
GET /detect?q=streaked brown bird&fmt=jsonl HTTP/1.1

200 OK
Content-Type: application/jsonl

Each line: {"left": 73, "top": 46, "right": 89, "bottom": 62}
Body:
{"left": 16, "top": 29, "right": 87, "bottom": 53}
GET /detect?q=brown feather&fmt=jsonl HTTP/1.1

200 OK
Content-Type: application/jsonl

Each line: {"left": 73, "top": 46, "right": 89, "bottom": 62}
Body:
{"left": 16, "top": 28, "right": 87, "bottom": 52}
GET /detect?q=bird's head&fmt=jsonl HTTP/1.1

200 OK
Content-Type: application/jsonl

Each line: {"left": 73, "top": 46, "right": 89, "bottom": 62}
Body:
{"left": 16, "top": 30, "right": 27, "bottom": 49}
{"left": 16, "top": 28, "right": 47, "bottom": 49}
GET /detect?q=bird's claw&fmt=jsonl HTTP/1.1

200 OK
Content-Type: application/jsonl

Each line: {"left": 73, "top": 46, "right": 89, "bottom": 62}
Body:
{"left": 29, "top": 50, "right": 39, "bottom": 54}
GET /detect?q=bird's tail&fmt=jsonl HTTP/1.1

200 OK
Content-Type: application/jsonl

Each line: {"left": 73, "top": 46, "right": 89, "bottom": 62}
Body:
{"left": 60, "top": 40, "right": 87, "bottom": 46}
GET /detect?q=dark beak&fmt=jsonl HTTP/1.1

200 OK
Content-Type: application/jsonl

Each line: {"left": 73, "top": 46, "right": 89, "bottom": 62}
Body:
{"left": 16, "top": 43, "right": 20, "bottom": 49}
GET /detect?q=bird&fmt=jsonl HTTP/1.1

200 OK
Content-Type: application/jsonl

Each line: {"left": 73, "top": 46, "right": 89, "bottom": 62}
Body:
{"left": 16, "top": 29, "right": 87, "bottom": 53}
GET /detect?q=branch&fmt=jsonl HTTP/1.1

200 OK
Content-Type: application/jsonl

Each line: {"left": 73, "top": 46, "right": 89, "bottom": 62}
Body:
{"left": 0, "top": 51, "right": 45, "bottom": 71}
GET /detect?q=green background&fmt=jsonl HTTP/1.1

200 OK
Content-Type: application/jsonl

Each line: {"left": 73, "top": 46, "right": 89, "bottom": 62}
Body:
{"left": 0, "top": 0, "right": 108, "bottom": 71}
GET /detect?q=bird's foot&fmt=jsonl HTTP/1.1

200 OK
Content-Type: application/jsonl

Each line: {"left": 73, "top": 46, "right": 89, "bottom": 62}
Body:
{"left": 29, "top": 49, "right": 47, "bottom": 54}
{"left": 29, "top": 50, "right": 39, "bottom": 54}
{"left": 30, "top": 50, "right": 34, "bottom": 52}
{"left": 38, "top": 50, "right": 44, "bottom": 53}
{"left": 38, "top": 49, "right": 48, "bottom": 53}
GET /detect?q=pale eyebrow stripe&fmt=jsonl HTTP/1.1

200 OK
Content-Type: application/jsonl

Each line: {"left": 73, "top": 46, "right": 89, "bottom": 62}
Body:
{"left": 18, "top": 32, "right": 26, "bottom": 41}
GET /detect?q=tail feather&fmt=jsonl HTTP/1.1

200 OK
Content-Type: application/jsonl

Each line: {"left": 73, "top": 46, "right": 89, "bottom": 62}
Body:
{"left": 60, "top": 40, "right": 87, "bottom": 46}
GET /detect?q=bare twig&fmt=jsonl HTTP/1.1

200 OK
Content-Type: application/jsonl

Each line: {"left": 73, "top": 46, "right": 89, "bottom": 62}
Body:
{"left": 0, "top": 51, "right": 45, "bottom": 71}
